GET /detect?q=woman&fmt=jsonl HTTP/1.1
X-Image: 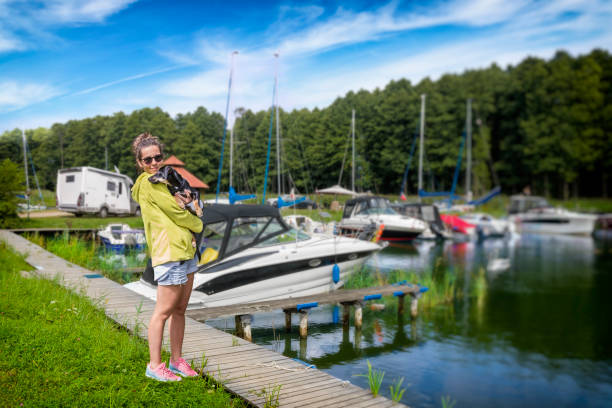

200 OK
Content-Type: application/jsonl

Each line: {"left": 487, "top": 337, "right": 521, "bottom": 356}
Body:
{"left": 131, "top": 132, "right": 203, "bottom": 382}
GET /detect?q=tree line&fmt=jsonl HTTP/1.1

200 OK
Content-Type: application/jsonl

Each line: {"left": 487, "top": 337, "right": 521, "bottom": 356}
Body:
{"left": 1, "top": 48, "right": 610, "bottom": 200}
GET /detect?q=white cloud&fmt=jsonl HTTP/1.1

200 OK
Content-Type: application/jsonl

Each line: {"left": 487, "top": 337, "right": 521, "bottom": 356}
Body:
{"left": 154, "top": 0, "right": 611, "bottom": 116}
{"left": 0, "top": 81, "right": 62, "bottom": 112}
{"left": 39, "top": 0, "right": 137, "bottom": 24}
{"left": 0, "top": 0, "right": 137, "bottom": 53}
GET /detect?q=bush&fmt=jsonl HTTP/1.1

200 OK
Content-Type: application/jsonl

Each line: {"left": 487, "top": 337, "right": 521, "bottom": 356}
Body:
{"left": 0, "top": 159, "right": 24, "bottom": 227}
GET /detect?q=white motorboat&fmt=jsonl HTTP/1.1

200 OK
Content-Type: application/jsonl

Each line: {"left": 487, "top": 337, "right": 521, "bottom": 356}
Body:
{"left": 337, "top": 197, "right": 427, "bottom": 242}
{"left": 124, "top": 204, "right": 383, "bottom": 307}
{"left": 508, "top": 195, "right": 596, "bottom": 236}
{"left": 97, "top": 224, "right": 146, "bottom": 253}
{"left": 460, "top": 212, "right": 515, "bottom": 239}
{"left": 283, "top": 214, "right": 334, "bottom": 235}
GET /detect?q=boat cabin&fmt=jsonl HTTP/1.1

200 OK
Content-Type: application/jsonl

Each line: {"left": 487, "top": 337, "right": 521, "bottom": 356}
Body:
{"left": 391, "top": 202, "right": 445, "bottom": 231}
{"left": 342, "top": 196, "right": 396, "bottom": 219}
{"left": 508, "top": 195, "right": 551, "bottom": 214}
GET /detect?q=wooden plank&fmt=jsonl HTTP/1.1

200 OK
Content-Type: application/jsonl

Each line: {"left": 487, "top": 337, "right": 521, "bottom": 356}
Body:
{"left": 225, "top": 365, "right": 318, "bottom": 389}
{"left": 273, "top": 380, "right": 363, "bottom": 407}
{"left": 350, "top": 396, "right": 399, "bottom": 408}
{"left": 301, "top": 387, "right": 374, "bottom": 408}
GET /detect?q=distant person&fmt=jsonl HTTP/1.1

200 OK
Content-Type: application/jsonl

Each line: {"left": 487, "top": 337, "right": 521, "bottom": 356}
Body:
{"left": 131, "top": 132, "right": 203, "bottom": 382}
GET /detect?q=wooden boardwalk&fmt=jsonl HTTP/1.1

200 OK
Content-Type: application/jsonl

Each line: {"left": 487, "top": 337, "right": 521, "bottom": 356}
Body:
{"left": 1, "top": 230, "right": 409, "bottom": 407}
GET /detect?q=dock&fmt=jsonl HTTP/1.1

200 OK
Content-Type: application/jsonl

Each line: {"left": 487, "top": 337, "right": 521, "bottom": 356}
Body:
{"left": 1, "top": 230, "right": 412, "bottom": 407}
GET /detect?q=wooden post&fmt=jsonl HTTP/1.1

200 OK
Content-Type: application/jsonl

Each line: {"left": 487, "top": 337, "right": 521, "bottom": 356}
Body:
{"left": 235, "top": 314, "right": 253, "bottom": 342}
{"left": 354, "top": 326, "right": 362, "bottom": 349}
{"left": 284, "top": 309, "right": 292, "bottom": 333}
{"left": 397, "top": 294, "right": 405, "bottom": 315}
{"left": 342, "top": 302, "right": 351, "bottom": 328}
{"left": 410, "top": 293, "right": 420, "bottom": 319}
{"left": 299, "top": 310, "right": 308, "bottom": 338}
{"left": 299, "top": 336, "right": 308, "bottom": 360}
{"left": 234, "top": 315, "right": 243, "bottom": 338}
{"left": 354, "top": 302, "right": 363, "bottom": 329}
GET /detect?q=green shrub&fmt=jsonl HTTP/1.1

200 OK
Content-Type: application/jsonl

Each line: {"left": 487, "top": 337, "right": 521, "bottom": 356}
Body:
{"left": 0, "top": 159, "right": 24, "bottom": 227}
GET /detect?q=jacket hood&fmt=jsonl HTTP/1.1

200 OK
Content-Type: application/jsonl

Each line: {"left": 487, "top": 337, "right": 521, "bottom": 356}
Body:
{"left": 131, "top": 172, "right": 148, "bottom": 203}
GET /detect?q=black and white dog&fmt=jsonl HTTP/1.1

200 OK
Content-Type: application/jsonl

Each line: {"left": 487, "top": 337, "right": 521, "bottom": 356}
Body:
{"left": 148, "top": 165, "right": 203, "bottom": 217}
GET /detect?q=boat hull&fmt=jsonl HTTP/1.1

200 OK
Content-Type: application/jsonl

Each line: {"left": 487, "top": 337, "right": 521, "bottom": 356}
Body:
{"left": 513, "top": 214, "right": 596, "bottom": 235}
{"left": 124, "top": 235, "right": 382, "bottom": 307}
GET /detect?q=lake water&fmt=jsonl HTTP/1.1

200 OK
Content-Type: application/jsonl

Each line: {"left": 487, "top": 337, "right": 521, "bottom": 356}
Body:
{"left": 206, "top": 234, "right": 612, "bottom": 407}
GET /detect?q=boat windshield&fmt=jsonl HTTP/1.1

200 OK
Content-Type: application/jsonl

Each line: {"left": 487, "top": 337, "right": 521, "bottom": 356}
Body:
{"left": 509, "top": 196, "right": 551, "bottom": 214}
{"left": 255, "top": 228, "right": 311, "bottom": 247}
{"left": 357, "top": 198, "right": 397, "bottom": 215}
{"left": 198, "top": 221, "right": 227, "bottom": 265}
{"left": 225, "top": 216, "right": 282, "bottom": 253}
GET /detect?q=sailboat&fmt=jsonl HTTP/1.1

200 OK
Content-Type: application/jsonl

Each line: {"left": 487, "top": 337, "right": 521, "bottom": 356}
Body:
{"left": 335, "top": 110, "right": 427, "bottom": 241}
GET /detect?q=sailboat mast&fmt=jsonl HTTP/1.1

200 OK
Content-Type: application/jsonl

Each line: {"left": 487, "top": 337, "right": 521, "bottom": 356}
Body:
{"left": 465, "top": 98, "right": 472, "bottom": 202}
{"left": 215, "top": 50, "right": 238, "bottom": 202}
{"left": 351, "top": 109, "right": 355, "bottom": 192}
{"left": 22, "top": 130, "right": 30, "bottom": 213}
{"left": 229, "top": 126, "right": 234, "bottom": 190}
{"left": 418, "top": 94, "right": 426, "bottom": 202}
{"left": 274, "top": 52, "right": 281, "bottom": 196}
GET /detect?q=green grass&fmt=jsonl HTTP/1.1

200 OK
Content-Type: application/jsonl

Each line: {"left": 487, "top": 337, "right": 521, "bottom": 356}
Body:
{"left": 25, "top": 234, "right": 146, "bottom": 284}
{"left": 0, "top": 240, "right": 247, "bottom": 407}
{"left": 18, "top": 216, "right": 144, "bottom": 230}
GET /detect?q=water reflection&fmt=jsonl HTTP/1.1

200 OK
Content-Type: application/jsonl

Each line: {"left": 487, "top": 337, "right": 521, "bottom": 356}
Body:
{"left": 206, "top": 234, "right": 612, "bottom": 408}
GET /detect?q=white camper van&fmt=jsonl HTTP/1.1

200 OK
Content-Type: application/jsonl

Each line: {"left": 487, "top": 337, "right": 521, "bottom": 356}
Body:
{"left": 56, "top": 167, "right": 140, "bottom": 217}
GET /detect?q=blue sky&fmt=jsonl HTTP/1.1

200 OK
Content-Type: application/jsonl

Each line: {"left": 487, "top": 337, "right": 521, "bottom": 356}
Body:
{"left": 1, "top": 0, "right": 611, "bottom": 133}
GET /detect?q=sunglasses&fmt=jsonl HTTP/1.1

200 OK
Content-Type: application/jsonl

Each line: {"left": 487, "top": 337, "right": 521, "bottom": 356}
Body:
{"left": 141, "top": 154, "right": 163, "bottom": 165}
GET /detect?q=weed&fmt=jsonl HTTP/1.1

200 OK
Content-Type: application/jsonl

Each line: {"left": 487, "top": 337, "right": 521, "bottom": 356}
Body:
{"left": 354, "top": 360, "right": 385, "bottom": 397}
{"left": 251, "top": 384, "right": 282, "bottom": 408}
{"left": 232, "top": 337, "right": 240, "bottom": 346}
{"left": 441, "top": 395, "right": 457, "bottom": 408}
{"left": 200, "top": 351, "right": 209, "bottom": 372}
{"left": 389, "top": 376, "right": 407, "bottom": 403}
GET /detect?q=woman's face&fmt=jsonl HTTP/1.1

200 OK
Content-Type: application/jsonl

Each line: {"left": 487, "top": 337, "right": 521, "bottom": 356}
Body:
{"left": 138, "top": 145, "right": 163, "bottom": 174}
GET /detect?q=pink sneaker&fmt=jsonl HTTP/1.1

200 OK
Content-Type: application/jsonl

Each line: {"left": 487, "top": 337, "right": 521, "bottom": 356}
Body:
{"left": 146, "top": 362, "right": 181, "bottom": 382}
{"left": 169, "top": 357, "right": 199, "bottom": 377}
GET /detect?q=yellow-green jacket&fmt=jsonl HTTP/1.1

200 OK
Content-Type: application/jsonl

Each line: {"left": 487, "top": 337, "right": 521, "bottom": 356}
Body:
{"left": 131, "top": 172, "right": 203, "bottom": 267}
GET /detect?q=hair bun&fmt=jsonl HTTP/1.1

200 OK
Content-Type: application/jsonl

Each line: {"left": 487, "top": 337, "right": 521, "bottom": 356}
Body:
{"left": 132, "top": 132, "right": 163, "bottom": 160}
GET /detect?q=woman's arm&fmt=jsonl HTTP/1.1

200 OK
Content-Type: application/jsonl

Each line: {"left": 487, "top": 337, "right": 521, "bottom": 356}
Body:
{"left": 148, "top": 187, "right": 203, "bottom": 233}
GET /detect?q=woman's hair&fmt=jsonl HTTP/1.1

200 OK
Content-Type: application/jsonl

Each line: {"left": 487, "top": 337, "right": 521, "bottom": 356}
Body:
{"left": 132, "top": 132, "right": 163, "bottom": 161}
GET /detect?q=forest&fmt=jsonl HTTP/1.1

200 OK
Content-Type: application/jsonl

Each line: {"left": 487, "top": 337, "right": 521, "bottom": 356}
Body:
{"left": 1, "top": 48, "right": 610, "bottom": 200}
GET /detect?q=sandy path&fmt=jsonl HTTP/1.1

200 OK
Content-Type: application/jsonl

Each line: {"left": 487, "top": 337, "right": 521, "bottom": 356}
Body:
{"left": 18, "top": 209, "right": 75, "bottom": 218}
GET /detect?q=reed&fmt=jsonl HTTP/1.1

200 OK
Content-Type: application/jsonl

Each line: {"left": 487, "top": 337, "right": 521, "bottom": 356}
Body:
{"left": 354, "top": 360, "right": 385, "bottom": 397}
{"left": 389, "top": 376, "right": 407, "bottom": 403}
{"left": 344, "top": 257, "right": 487, "bottom": 311}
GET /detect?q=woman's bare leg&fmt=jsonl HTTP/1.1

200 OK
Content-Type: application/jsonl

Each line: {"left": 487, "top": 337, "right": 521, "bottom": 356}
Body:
{"left": 148, "top": 284, "right": 182, "bottom": 368}
{"left": 169, "top": 272, "right": 195, "bottom": 362}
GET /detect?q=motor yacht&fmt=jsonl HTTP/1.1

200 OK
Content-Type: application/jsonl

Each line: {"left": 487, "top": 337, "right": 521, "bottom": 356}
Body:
{"left": 124, "top": 204, "right": 383, "bottom": 307}
{"left": 508, "top": 195, "right": 596, "bottom": 236}
{"left": 337, "top": 196, "right": 427, "bottom": 242}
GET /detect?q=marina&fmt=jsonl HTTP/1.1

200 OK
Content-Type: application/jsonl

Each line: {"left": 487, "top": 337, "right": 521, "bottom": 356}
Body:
{"left": 200, "top": 232, "right": 612, "bottom": 407}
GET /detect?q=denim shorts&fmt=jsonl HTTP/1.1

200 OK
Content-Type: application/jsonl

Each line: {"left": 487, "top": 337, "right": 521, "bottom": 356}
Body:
{"left": 154, "top": 256, "right": 198, "bottom": 286}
